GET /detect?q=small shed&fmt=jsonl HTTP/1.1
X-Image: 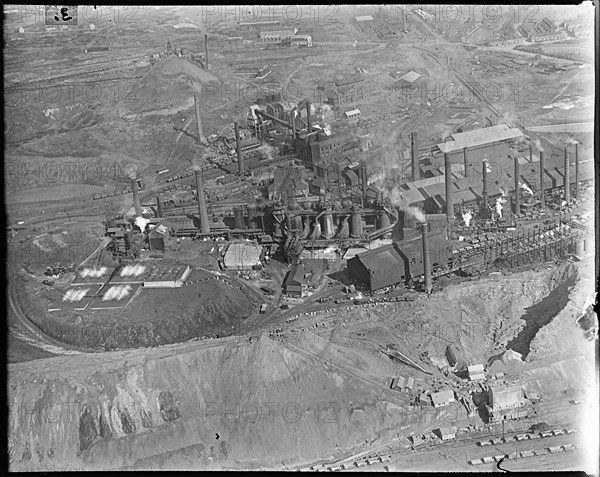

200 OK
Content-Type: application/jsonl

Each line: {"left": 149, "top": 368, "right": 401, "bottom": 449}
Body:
{"left": 435, "top": 425, "right": 457, "bottom": 441}
{"left": 405, "top": 377, "right": 415, "bottom": 391}
{"left": 148, "top": 224, "right": 169, "bottom": 252}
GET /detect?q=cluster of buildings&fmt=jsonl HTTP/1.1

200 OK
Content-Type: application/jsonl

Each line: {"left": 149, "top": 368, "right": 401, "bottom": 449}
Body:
{"left": 518, "top": 17, "right": 565, "bottom": 43}
{"left": 257, "top": 28, "right": 312, "bottom": 47}
{"left": 485, "top": 21, "right": 525, "bottom": 46}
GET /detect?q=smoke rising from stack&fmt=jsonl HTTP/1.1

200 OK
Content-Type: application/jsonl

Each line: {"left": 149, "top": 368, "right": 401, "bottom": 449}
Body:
{"left": 135, "top": 216, "right": 150, "bottom": 233}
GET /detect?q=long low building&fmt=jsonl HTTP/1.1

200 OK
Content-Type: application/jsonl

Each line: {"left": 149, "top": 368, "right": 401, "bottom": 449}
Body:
{"left": 223, "top": 242, "right": 263, "bottom": 270}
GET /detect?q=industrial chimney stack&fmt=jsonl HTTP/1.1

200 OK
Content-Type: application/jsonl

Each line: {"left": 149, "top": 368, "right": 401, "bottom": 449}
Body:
{"left": 156, "top": 195, "right": 163, "bottom": 218}
{"left": 444, "top": 152, "right": 454, "bottom": 224}
{"left": 131, "top": 177, "right": 142, "bottom": 217}
{"left": 234, "top": 121, "right": 244, "bottom": 175}
{"left": 204, "top": 33, "right": 210, "bottom": 70}
{"left": 575, "top": 143, "right": 580, "bottom": 200}
{"left": 564, "top": 147, "right": 570, "bottom": 204}
{"left": 463, "top": 146, "right": 468, "bottom": 176}
{"left": 539, "top": 151, "right": 546, "bottom": 209}
{"left": 513, "top": 155, "right": 520, "bottom": 216}
{"left": 482, "top": 158, "right": 488, "bottom": 209}
{"left": 305, "top": 100, "right": 312, "bottom": 133}
{"left": 410, "top": 132, "right": 418, "bottom": 181}
{"left": 421, "top": 222, "right": 432, "bottom": 294}
{"left": 194, "top": 169, "right": 210, "bottom": 234}
{"left": 360, "top": 162, "right": 368, "bottom": 201}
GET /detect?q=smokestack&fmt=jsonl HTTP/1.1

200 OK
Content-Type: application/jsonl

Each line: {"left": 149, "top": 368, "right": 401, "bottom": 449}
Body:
{"left": 291, "top": 109, "right": 297, "bottom": 138}
{"left": 564, "top": 147, "right": 570, "bottom": 204}
{"left": 204, "top": 33, "right": 210, "bottom": 69}
{"left": 421, "top": 222, "right": 432, "bottom": 294}
{"left": 156, "top": 195, "right": 163, "bottom": 218}
{"left": 513, "top": 155, "right": 520, "bottom": 216}
{"left": 360, "top": 162, "right": 368, "bottom": 200}
{"left": 539, "top": 151, "right": 545, "bottom": 209}
{"left": 410, "top": 132, "right": 418, "bottom": 181}
{"left": 131, "top": 178, "right": 142, "bottom": 217}
{"left": 463, "top": 147, "right": 468, "bottom": 176}
{"left": 482, "top": 158, "right": 488, "bottom": 209}
{"left": 444, "top": 152, "right": 454, "bottom": 224}
{"left": 575, "top": 143, "right": 580, "bottom": 200}
{"left": 194, "top": 169, "right": 210, "bottom": 234}
{"left": 194, "top": 93, "right": 205, "bottom": 145}
{"left": 305, "top": 100, "right": 311, "bottom": 133}
{"left": 234, "top": 121, "right": 244, "bottom": 175}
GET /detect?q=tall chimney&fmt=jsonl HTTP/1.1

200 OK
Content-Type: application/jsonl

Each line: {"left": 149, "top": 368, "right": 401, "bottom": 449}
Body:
{"left": 305, "top": 100, "right": 311, "bottom": 133}
{"left": 564, "top": 147, "right": 570, "bottom": 204}
{"left": 194, "top": 93, "right": 205, "bottom": 145}
{"left": 204, "top": 33, "right": 210, "bottom": 69}
{"left": 360, "top": 162, "right": 368, "bottom": 200}
{"left": 539, "top": 151, "right": 546, "bottom": 209}
{"left": 194, "top": 169, "right": 210, "bottom": 234}
{"left": 131, "top": 178, "right": 142, "bottom": 217}
{"left": 291, "top": 109, "right": 297, "bottom": 138}
{"left": 421, "top": 222, "right": 432, "bottom": 294}
{"left": 156, "top": 195, "right": 163, "bottom": 218}
{"left": 234, "top": 121, "right": 244, "bottom": 175}
{"left": 410, "top": 132, "right": 418, "bottom": 181}
{"left": 444, "top": 152, "right": 454, "bottom": 224}
{"left": 463, "top": 146, "right": 468, "bottom": 176}
{"left": 575, "top": 143, "right": 580, "bottom": 200}
{"left": 482, "top": 158, "right": 488, "bottom": 209}
{"left": 513, "top": 155, "right": 520, "bottom": 216}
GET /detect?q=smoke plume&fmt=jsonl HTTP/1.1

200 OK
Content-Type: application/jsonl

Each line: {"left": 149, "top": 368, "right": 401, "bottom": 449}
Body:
{"left": 534, "top": 138, "right": 544, "bottom": 152}
{"left": 519, "top": 182, "right": 534, "bottom": 195}
{"left": 462, "top": 210, "right": 472, "bottom": 227}
{"left": 495, "top": 197, "right": 507, "bottom": 218}
{"left": 135, "top": 216, "right": 150, "bottom": 232}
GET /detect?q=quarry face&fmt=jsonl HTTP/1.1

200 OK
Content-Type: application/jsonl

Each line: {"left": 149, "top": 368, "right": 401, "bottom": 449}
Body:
{"left": 6, "top": 4, "right": 597, "bottom": 473}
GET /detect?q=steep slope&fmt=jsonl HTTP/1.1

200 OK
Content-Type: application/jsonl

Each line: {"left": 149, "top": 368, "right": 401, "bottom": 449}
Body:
{"left": 116, "top": 56, "right": 219, "bottom": 118}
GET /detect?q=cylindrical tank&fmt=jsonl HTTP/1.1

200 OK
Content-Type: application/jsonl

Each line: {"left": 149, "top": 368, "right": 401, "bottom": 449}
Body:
{"left": 575, "top": 240, "right": 584, "bottom": 256}
{"left": 323, "top": 212, "right": 335, "bottom": 239}
{"left": 233, "top": 207, "right": 245, "bottom": 229}
{"left": 292, "top": 215, "right": 303, "bottom": 231}
{"left": 301, "top": 217, "right": 311, "bottom": 239}
{"left": 378, "top": 210, "right": 391, "bottom": 229}
{"left": 274, "top": 222, "right": 281, "bottom": 237}
{"left": 584, "top": 237, "right": 593, "bottom": 252}
{"left": 247, "top": 205, "right": 257, "bottom": 229}
{"left": 311, "top": 220, "right": 322, "bottom": 240}
{"left": 338, "top": 217, "right": 350, "bottom": 239}
{"left": 351, "top": 205, "right": 362, "bottom": 238}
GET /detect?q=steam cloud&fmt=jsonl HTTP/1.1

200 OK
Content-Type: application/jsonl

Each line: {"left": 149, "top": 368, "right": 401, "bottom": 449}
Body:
{"left": 519, "top": 182, "right": 534, "bottom": 195}
{"left": 495, "top": 197, "right": 507, "bottom": 218}
{"left": 135, "top": 216, "right": 150, "bottom": 233}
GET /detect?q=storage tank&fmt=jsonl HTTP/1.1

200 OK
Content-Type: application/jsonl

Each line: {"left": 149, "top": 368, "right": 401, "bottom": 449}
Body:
{"left": 311, "top": 219, "right": 322, "bottom": 240}
{"left": 378, "top": 210, "right": 391, "bottom": 229}
{"left": 575, "top": 240, "right": 584, "bottom": 256}
{"left": 301, "top": 217, "right": 311, "bottom": 239}
{"left": 337, "top": 216, "right": 350, "bottom": 239}
{"left": 247, "top": 205, "right": 257, "bottom": 229}
{"left": 323, "top": 211, "right": 335, "bottom": 239}
{"left": 351, "top": 204, "right": 362, "bottom": 238}
{"left": 233, "top": 207, "right": 245, "bottom": 229}
{"left": 292, "top": 215, "right": 303, "bottom": 231}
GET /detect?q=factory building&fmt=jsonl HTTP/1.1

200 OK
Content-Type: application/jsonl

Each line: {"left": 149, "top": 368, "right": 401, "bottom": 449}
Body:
{"left": 283, "top": 263, "right": 305, "bottom": 296}
{"left": 487, "top": 384, "right": 528, "bottom": 422}
{"left": 148, "top": 224, "right": 169, "bottom": 252}
{"left": 143, "top": 265, "right": 191, "bottom": 288}
{"left": 347, "top": 212, "right": 451, "bottom": 291}
{"left": 223, "top": 242, "right": 263, "bottom": 270}
{"left": 430, "top": 390, "right": 456, "bottom": 408}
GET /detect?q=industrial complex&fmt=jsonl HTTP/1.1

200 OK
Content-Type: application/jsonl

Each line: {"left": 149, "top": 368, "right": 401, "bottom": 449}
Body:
{"left": 6, "top": 4, "right": 597, "bottom": 473}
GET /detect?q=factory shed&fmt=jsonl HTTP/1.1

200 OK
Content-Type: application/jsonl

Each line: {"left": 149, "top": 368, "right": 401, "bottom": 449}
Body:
{"left": 148, "top": 224, "right": 169, "bottom": 252}
{"left": 468, "top": 364, "right": 485, "bottom": 381}
{"left": 398, "top": 71, "right": 421, "bottom": 83}
{"left": 283, "top": 263, "right": 305, "bottom": 296}
{"left": 488, "top": 384, "right": 528, "bottom": 422}
{"left": 143, "top": 265, "right": 191, "bottom": 288}
{"left": 435, "top": 124, "right": 523, "bottom": 154}
{"left": 347, "top": 243, "right": 405, "bottom": 291}
{"left": 223, "top": 242, "right": 263, "bottom": 270}
{"left": 431, "top": 389, "right": 456, "bottom": 408}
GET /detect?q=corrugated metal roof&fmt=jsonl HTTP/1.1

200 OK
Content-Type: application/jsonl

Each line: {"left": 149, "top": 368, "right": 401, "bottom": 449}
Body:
{"left": 284, "top": 263, "right": 305, "bottom": 287}
{"left": 355, "top": 15, "right": 374, "bottom": 21}
{"left": 398, "top": 71, "right": 421, "bottom": 83}
{"left": 436, "top": 124, "right": 524, "bottom": 154}
{"left": 355, "top": 244, "right": 404, "bottom": 272}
